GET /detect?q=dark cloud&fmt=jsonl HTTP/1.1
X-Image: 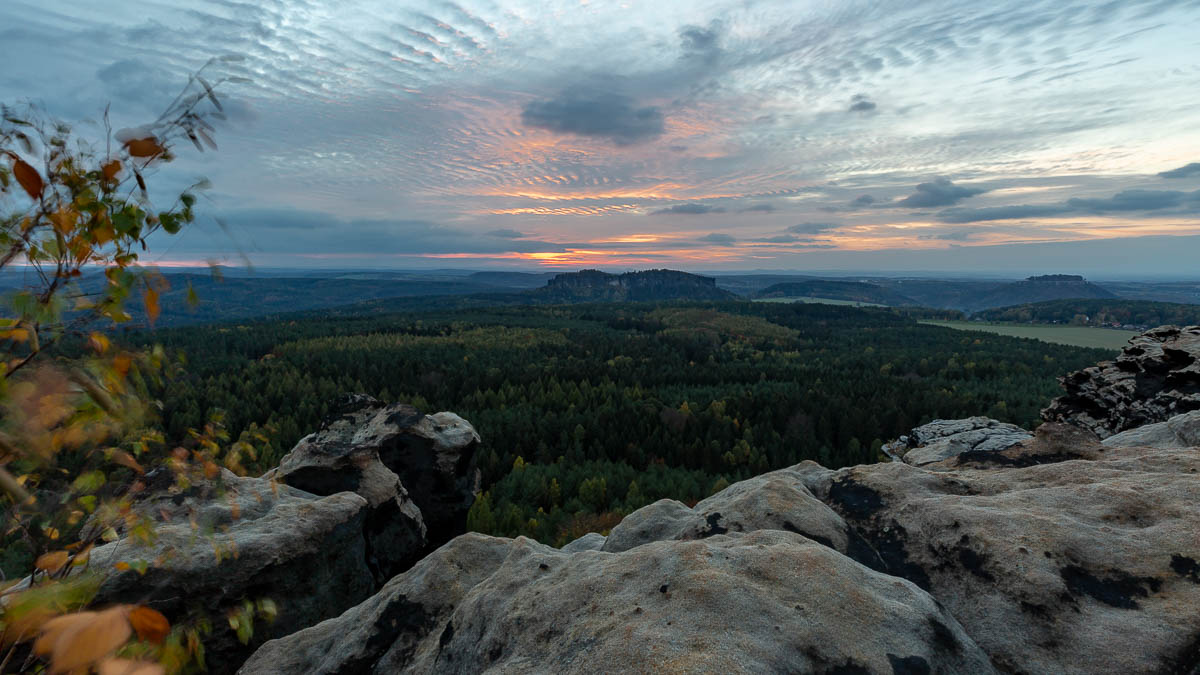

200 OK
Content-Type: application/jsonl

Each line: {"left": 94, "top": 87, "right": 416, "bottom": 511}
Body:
{"left": 848, "top": 94, "right": 877, "bottom": 113}
{"left": 738, "top": 203, "right": 776, "bottom": 213}
{"left": 787, "top": 223, "right": 837, "bottom": 234}
{"left": 937, "top": 204, "right": 1070, "bottom": 223}
{"left": 698, "top": 233, "right": 736, "bottom": 245}
{"left": 896, "top": 178, "right": 987, "bottom": 207}
{"left": 938, "top": 188, "right": 1200, "bottom": 223}
{"left": 1066, "top": 189, "right": 1192, "bottom": 212}
{"left": 485, "top": 228, "right": 526, "bottom": 238}
{"left": 650, "top": 202, "right": 726, "bottom": 215}
{"left": 521, "top": 91, "right": 665, "bottom": 146}
{"left": 679, "top": 22, "right": 723, "bottom": 65}
{"left": 1158, "top": 163, "right": 1200, "bottom": 179}
{"left": 851, "top": 195, "right": 876, "bottom": 206}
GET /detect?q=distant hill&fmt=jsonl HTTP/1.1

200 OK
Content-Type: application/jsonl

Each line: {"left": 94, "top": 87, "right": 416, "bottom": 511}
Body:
{"left": 534, "top": 269, "right": 737, "bottom": 303}
{"left": 964, "top": 275, "right": 1115, "bottom": 311}
{"left": 466, "top": 271, "right": 558, "bottom": 289}
{"left": 973, "top": 298, "right": 1200, "bottom": 327}
{"left": 754, "top": 280, "right": 918, "bottom": 306}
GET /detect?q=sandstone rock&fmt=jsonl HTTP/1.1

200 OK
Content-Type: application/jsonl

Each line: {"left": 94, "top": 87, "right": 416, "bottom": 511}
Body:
{"left": 241, "top": 532, "right": 993, "bottom": 674}
{"left": 88, "top": 471, "right": 375, "bottom": 672}
{"left": 821, "top": 437, "right": 1200, "bottom": 674}
{"left": 1043, "top": 325, "right": 1200, "bottom": 437}
{"left": 268, "top": 394, "right": 481, "bottom": 579}
{"left": 1104, "top": 410, "right": 1200, "bottom": 449}
{"left": 559, "top": 532, "right": 606, "bottom": 553}
{"left": 882, "top": 417, "right": 1032, "bottom": 466}
{"left": 600, "top": 498, "right": 695, "bottom": 553}
{"left": 238, "top": 533, "right": 515, "bottom": 675}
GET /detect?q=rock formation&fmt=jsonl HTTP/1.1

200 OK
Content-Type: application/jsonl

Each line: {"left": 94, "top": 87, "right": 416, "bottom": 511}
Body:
{"left": 1043, "top": 325, "right": 1200, "bottom": 437}
{"left": 238, "top": 328, "right": 1200, "bottom": 675}
{"left": 79, "top": 397, "right": 480, "bottom": 672}
{"left": 881, "top": 416, "right": 1032, "bottom": 466}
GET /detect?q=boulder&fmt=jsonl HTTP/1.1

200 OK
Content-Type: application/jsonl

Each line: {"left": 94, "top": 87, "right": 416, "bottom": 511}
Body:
{"left": 881, "top": 417, "right": 1032, "bottom": 466}
{"left": 559, "top": 532, "right": 606, "bottom": 553}
{"left": 1104, "top": 410, "right": 1200, "bottom": 450}
{"left": 87, "top": 471, "right": 375, "bottom": 672}
{"left": 241, "top": 532, "right": 994, "bottom": 674}
{"left": 1043, "top": 325, "right": 1200, "bottom": 437}
{"left": 266, "top": 394, "right": 481, "bottom": 579}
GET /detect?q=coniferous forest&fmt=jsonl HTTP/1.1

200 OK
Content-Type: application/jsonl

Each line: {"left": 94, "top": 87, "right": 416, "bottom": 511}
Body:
{"left": 129, "top": 300, "right": 1111, "bottom": 545}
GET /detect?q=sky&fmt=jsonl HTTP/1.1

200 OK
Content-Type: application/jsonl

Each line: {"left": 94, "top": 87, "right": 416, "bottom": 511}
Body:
{"left": 2, "top": 0, "right": 1200, "bottom": 276}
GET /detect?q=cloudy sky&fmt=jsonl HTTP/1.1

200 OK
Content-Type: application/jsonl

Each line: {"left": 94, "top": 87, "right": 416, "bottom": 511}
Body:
{"left": 3, "top": 0, "right": 1200, "bottom": 275}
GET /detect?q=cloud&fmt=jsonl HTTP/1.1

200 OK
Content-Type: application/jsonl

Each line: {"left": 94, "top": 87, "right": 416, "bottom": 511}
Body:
{"left": 851, "top": 195, "right": 876, "bottom": 206}
{"left": 650, "top": 202, "right": 726, "bottom": 215}
{"left": 1158, "top": 163, "right": 1200, "bottom": 179}
{"left": 1066, "top": 189, "right": 1194, "bottom": 212}
{"left": 896, "top": 178, "right": 987, "bottom": 208}
{"left": 679, "top": 22, "right": 723, "bottom": 65}
{"left": 485, "top": 228, "right": 527, "bottom": 238}
{"left": 521, "top": 91, "right": 665, "bottom": 146}
{"left": 787, "top": 223, "right": 837, "bottom": 234}
{"left": 937, "top": 204, "right": 1070, "bottom": 223}
{"left": 848, "top": 95, "right": 877, "bottom": 113}
{"left": 738, "top": 203, "right": 776, "bottom": 213}
{"left": 697, "top": 232, "right": 735, "bottom": 245}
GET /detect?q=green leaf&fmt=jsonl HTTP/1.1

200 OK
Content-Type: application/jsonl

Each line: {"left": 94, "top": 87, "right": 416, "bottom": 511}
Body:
{"left": 71, "top": 470, "right": 106, "bottom": 494}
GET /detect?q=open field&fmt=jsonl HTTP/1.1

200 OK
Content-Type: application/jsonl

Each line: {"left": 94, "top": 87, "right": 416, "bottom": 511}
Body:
{"left": 921, "top": 320, "right": 1137, "bottom": 350}
{"left": 754, "top": 296, "right": 886, "bottom": 308}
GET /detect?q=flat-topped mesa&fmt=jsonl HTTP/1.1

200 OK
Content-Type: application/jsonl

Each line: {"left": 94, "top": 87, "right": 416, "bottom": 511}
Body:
{"left": 1042, "top": 325, "right": 1200, "bottom": 438}
{"left": 538, "top": 268, "right": 736, "bottom": 302}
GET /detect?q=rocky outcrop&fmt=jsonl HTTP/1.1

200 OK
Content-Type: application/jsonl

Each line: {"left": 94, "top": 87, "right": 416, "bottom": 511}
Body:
{"left": 88, "top": 471, "right": 375, "bottom": 670}
{"left": 242, "top": 414, "right": 1200, "bottom": 674}
{"left": 1104, "top": 409, "right": 1200, "bottom": 450}
{"left": 241, "top": 532, "right": 993, "bottom": 674}
{"left": 77, "top": 396, "right": 480, "bottom": 672}
{"left": 1043, "top": 325, "right": 1200, "bottom": 437}
{"left": 881, "top": 417, "right": 1032, "bottom": 466}
{"left": 265, "top": 394, "right": 481, "bottom": 579}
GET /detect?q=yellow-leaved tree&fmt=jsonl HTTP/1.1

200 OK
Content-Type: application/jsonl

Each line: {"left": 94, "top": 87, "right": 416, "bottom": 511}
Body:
{"left": 0, "top": 56, "right": 260, "bottom": 674}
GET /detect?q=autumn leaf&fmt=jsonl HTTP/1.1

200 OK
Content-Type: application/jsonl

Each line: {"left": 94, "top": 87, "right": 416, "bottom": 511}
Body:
{"left": 128, "top": 606, "right": 170, "bottom": 644}
{"left": 101, "top": 159, "right": 122, "bottom": 181}
{"left": 41, "top": 605, "right": 133, "bottom": 673}
{"left": 124, "top": 137, "right": 164, "bottom": 158}
{"left": 35, "top": 550, "right": 70, "bottom": 574}
{"left": 110, "top": 449, "right": 145, "bottom": 474}
{"left": 143, "top": 287, "right": 160, "bottom": 324}
{"left": 11, "top": 155, "right": 44, "bottom": 199}
{"left": 98, "top": 658, "right": 166, "bottom": 675}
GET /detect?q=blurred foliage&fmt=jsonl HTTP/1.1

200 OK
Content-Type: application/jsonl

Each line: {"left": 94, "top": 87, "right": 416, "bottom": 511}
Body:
{"left": 0, "top": 58, "right": 272, "bottom": 674}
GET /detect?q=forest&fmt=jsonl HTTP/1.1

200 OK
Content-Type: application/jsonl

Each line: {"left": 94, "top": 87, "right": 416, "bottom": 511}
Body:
{"left": 123, "top": 300, "right": 1111, "bottom": 546}
{"left": 972, "top": 298, "right": 1200, "bottom": 327}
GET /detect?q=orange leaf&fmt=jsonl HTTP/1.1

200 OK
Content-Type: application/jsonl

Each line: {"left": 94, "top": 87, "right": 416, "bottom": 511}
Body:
{"left": 98, "top": 658, "right": 165, "bottom": 675}
{"left": 124, "top": 138, "right": 163, "bottom": 158}
{"left": 143, "top": 287, "right": 160, "bottom": 324}
{"left": 46, "top": 605, "right": 132, "bottom": 674}
{"left": 35, "top": 550, "right": 70, "bottom": 574}
{"left": 101, "top": 160, "right": 122, "bottom": 181}
{"left": 128, "top": 606, "right": 170, "bottom": 644}
{"left": 203, "top": 461, "right": 220, "bottom": 479}
{"left": 33, "top": 612, "right": 94, "bottom": 657}
{"left": 111, "top": 450, "right": 144, "bottom": 474}
{"left": 12, "top": 156, "right": 44, "bottom": 200}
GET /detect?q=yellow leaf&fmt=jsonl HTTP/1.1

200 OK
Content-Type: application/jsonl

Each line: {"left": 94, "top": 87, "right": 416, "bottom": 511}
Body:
{"left": 35, "top": 550, "right": 70, "bottom": 574}
{"left": 88, "top": 332, "right": 111, "bottom": 354}
{"left": 114, "top": 561, "right": 130, "bottom": 572}
{"left": 128, "top": 606, "right": 170, "bottom": 644}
